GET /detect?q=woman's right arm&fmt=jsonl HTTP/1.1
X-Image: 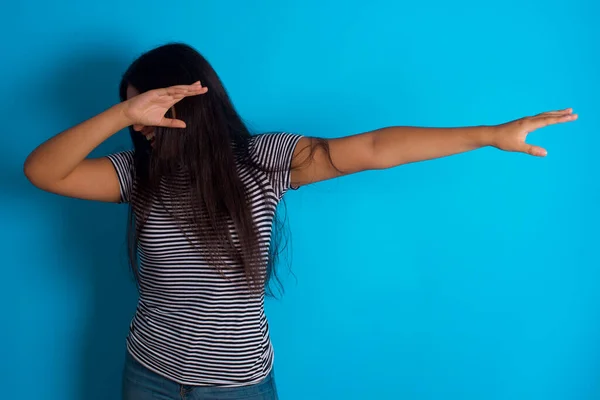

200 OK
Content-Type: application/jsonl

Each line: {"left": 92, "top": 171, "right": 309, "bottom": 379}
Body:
{"left": 24, "top": 104, "right": 131, "bottom": 202}
{"left": 24, "top": 82, "right": 207, "bottom": 203}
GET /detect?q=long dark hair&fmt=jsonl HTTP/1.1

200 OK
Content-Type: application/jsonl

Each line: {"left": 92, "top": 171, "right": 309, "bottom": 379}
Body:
{"left": 119, "top": 43, "right": 285, "bottom": 295}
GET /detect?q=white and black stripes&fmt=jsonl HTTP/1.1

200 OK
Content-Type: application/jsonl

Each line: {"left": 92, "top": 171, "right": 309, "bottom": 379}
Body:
{"left": 108, "top": 149, "right": 134, "bottom": 203}
{"left": 106, "top": 133, "right": 302, "bottom": 387}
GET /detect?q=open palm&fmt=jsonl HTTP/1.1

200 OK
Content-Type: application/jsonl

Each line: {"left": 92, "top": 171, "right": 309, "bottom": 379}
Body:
{"left": 123, "top": 81, "right": 208, "bottom": 129}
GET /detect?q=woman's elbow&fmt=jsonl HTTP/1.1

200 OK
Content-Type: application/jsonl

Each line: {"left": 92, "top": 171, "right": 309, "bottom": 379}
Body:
{"left": 23, "top": 156, "right": 49, "bottom": 189}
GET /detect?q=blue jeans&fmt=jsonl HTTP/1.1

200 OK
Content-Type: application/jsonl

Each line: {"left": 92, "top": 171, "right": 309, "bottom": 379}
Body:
{"left": 122, "top": 352, "right": 279, "bottom": 400}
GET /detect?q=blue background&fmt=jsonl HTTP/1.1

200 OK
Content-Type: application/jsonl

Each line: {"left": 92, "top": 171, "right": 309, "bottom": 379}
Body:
{"left": 2, "top": 1, "right": 598, "bottom": 399}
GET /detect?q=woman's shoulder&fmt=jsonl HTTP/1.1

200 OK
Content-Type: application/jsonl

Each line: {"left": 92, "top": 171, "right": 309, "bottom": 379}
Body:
{"left": 248, "top": 132, "right": 303, "bottom": 155}
{"left": 106, "top": 149, "right": 135, "bottom": 169}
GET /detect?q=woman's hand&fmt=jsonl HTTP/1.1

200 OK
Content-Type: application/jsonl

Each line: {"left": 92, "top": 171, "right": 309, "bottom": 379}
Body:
{"left": 490, "top": 108, "right": 578, "bottom": 157}
{"left": 121, "top": 81, "right": 208, "bottom": 129}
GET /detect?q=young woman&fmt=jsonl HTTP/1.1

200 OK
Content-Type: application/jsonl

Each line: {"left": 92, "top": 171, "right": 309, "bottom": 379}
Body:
{"left": 24, "top": 43, "right": 576, "bottom": 400}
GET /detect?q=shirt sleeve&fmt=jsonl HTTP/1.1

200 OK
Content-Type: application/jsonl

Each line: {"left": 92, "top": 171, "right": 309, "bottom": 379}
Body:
{"left": 250, "top": 132, "right": 303, "bottom": 198}
{"left": 106, "top": 150, "right": 135, "bottom": 203}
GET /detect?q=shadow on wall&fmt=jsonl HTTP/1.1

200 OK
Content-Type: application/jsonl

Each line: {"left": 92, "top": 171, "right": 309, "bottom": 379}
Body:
{"left": 5, "top": 45, "right": 139, "bottom": 400}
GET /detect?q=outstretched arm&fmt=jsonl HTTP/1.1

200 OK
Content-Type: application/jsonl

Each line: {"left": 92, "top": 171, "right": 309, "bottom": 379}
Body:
{"left": 290, "top": 108, "right": 577, "bottom": 187}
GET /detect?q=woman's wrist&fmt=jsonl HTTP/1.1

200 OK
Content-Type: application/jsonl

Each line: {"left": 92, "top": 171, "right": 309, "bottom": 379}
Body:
{"left": 466, "top": 125, "right": 497, "bottom": 149}
{"left": 112, "top": 101, "right": 135, "bottom": 130}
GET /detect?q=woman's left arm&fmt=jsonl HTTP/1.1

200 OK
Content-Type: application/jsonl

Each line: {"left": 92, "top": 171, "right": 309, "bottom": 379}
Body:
{"left": 290, "top": 108, "right": 577, "bottom": 187}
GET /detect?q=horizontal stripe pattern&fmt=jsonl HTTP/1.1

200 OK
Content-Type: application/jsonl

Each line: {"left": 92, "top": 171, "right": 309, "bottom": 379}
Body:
{"left": 106, "top": 133, "right": 302, "bottom": 386}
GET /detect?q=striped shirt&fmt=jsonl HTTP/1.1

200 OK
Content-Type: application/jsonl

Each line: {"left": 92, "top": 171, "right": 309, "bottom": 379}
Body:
{"left": 107, "top": 132, "right": 302, "bottom": 386}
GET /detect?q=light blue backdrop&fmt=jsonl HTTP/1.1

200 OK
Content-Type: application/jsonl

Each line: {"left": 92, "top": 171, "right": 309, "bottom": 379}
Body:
{"left": 2, "top": 1, "right": 598, "bottom": 399}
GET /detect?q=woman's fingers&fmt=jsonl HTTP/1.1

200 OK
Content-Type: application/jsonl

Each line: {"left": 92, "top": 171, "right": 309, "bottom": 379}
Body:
{"left": 163, "top": 81, "right": 207, "bottom": 97}
{"left": 518, "top": 143, "right": 548, "bottom": 157}
{"left": 187, "top": 86, "right": 208, "bottom": 96}
{"left": 523, "top": 111, "right": 577, "bottom": 132}
{"left": 159, "top": 83, "right": 208, "bottom": 109}
{"left": 162, "top": 88, "right": 208, "bottom": 106}
{"left": 531, "top": 108, "right": 572, "bottom": 118}
{"left": 536, "top": 108, "right": 573, "bottom": 116}
{"left": 158, "top": 118, "right": 187, "bottom": 129}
